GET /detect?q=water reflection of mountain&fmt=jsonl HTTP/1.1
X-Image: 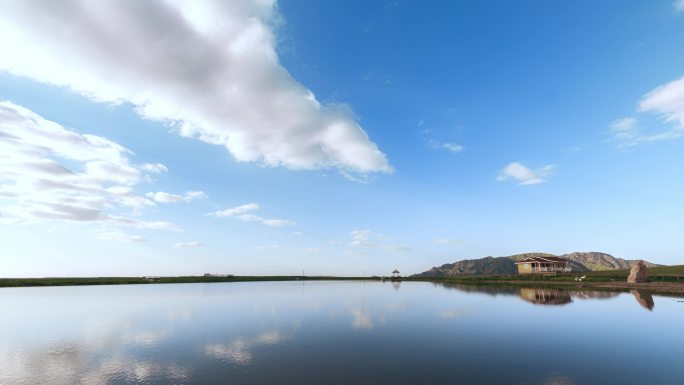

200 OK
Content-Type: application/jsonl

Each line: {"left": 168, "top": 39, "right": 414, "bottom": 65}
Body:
{"left": 432, "top": 282, "right": 620, "bottom": 306}
{"left": 431, "top": 282, "right": 520, "bottom": 296}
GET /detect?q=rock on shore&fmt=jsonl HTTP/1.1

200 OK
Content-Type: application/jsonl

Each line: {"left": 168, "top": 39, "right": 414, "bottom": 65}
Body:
{"left": 627, "top": 260, "right": 648, "bottom": 283}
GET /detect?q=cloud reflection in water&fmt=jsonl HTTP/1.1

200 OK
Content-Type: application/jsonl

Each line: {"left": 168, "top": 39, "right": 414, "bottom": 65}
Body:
{"left": 204, "top": 330, "right": 291, "bottom": 366}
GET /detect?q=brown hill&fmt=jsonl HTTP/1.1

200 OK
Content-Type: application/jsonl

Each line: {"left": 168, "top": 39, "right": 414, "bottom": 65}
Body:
{"left": 414, "top": 252, "right": 660, "bottom": 277}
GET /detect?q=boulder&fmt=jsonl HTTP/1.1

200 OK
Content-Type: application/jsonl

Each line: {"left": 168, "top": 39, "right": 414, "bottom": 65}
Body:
{"left": 627, "top": 260, "right": 648, "bottom": 283}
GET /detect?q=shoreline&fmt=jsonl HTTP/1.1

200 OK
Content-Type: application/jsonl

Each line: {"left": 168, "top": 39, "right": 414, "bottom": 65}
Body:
{"left": 1, "top": 275, "right": 684, "bottom": 296}
{"left": 0, "top": 276, "right": 374, "bottom": 289}
{"left": 411, "top": 278, "right": 684, "bottom": 296}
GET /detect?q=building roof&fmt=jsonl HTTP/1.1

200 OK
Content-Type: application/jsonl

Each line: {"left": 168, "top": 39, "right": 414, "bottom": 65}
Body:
{"left": 514, "top": 256, "right": 568, "bottom": 264}
{"left": 392, "top": 269, "right": 400, "bottom": 273}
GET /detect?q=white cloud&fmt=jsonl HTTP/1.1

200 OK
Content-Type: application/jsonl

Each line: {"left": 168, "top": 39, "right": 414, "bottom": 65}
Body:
{"left": 209, "top": 203, "right": 293, "bottom": 227}
{"left": 98, "top": 229, "right": 148, "bottom": 243}
{"left": 209, "top": 203, "right": 259, "bottom": 218}
{"left": 496, "top": 162, "right": 555, "bottom": 185}
{"left": 109, "top": 216, "right": 181, "bottom": 232}
{"left": 384, "top": 245, "right": 412, "bottom": 252}
{"left": 611, "top": 75, "right": 684, "bottom": 147}
{"left": 0, "top": 101, "right": 177, "bottom": 230}
{"left": 349, "top": 229, "right": 375, "bottom": 247}
{"left": 610, "top": 116, "right": 683, "bottom": 147}
{"left": 613, "top": 117, "right": 637, "bottom": 129}
{"left": 339, "top": 170, "right": 376, "bottom": 184}
{"left": 0, "top": 0, "right": 392, "bottom": 176}
{"left": 185, "top": 191, "right": 207, "bottom": 200}
{"left": 174, "top": 241, "right": 203, "bottom": 248}
{"left": 141, "top": 163, "right": 168, "bottom": 174}
{"left": 261, "top": 219, "right": 295, "bottom": 227}
{"left": 429, "top": 140, "right": 464, "bottom": 153}
{"left": 434, "top": 238, "right": 463, "bottom": 245}
{"left": 441, "top": 143, "right": 465, "bottom": 153}
{"left": 610, "top": 117, "right": 638, "bottom": 140}
{"left": 146, "top": 190, "right": 206, "bottom": 203}
{"left": 675, "top": 0, "right": 684, "bottom": 11}
{"left": 348, "top": 229, "right": 410, "bottom": 252}
{"left": 236, "top": 214, "right": 263, "bottom": 222}
{"left": 639, "top": 75, "right": 684, "bottom": 128}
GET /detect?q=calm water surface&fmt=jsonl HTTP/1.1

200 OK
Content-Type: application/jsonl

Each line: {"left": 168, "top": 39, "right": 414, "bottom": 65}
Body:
{"left": 1, "top": 281, "right": 683, "bottom": 385}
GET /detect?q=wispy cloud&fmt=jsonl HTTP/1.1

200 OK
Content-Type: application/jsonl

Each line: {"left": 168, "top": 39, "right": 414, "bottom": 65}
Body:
{"left": 428, "top": 140, "right": 465, "bottom": 153}
{"left": 174, "top": 241, "right": 203, "bottom": 248}
{"left": 611, "top": 75, "right": 684, "bottom": 147}
{"left": 140, "top": 163, "right": 168, "bottom": 174}
{"left": 209, "top": 203, "right": 294, "bottom": 227}
{"left": 261, "top": 219, "right": 295, "bottom": 227}
{"left": 109, "top": 216, "right": 181, "bottom": 232}
{"left": 98, "top": 230, "right": 148, "bottom": 243}
{"left": 639, "top": 75, "right": 684, "bottom": 124}
{"left": 675, "top": 0, "right": 684, "bottom": 11}
{"left": 610, "top": 116, "right": 683, "bottom": 147}
{"left": 383, "top": 245, "right": 412, "bottom": 252}
{"left": 210, "top": 203, "right": 260, "bottom": 218}
{"left": 256, "top": 244, "right": 278, "bottom": 251}
{"left": 0, "top": 0, "right": 391, "bottom": 175}
{"left": 349, "top": 229, "right": 375, "bottom": 247}
{"left": 497, "top": 162, "right": 555, "bottom": 185}
{"left": 0, "top": 101, "right": 177, "bottom": 231}
{"left": 348, "top": 230, "right": 411, "bottom": 252}
{"left": 434, "top": 238, "right": 463, "bottom": 245}
{"left": 146, "top": 190, "right": 206, "bottom": 204}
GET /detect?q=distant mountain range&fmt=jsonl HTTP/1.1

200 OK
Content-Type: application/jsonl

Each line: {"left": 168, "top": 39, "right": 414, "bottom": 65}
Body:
{"left": 413, "top": 252, "right": 660, "bottom": 277}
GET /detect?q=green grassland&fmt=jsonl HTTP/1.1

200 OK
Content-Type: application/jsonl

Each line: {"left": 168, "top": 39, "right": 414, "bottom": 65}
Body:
{"left": 2, "top": 265, "right": 683, "bottom": 288}
{"left": 574, "top": 265, "right": 684, "bottom": 281}
{"left": 0, "top": 275, "right": 372, "bottom": 288}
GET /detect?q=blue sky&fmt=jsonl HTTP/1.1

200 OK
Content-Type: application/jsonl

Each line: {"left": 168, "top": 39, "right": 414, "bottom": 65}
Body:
{"left": 1, "top": 0, "right": 684, "bottom": 277}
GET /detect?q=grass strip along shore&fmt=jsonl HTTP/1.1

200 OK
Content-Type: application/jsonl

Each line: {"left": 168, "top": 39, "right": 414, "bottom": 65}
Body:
{"left": 0, "top": 275, "right": 369, "bottom": 288}
{"left": 2, "top": 265, "right": 683, "bottom": 296}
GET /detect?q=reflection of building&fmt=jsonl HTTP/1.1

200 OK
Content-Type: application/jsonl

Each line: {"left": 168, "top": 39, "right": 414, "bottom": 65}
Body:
{"left": 515, "top": 256, "right": 569, "bottom": 275}
{"left": 434, "top": 282, "right": 626, "bottom": 307}
{"left": 519, "top": 288, "right": 572, "bottom": 305}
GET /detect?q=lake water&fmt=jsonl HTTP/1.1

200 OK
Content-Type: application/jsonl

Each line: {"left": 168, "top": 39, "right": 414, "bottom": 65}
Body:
{"left": 1, "top": 281, "right": 683, "bottom": 385}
